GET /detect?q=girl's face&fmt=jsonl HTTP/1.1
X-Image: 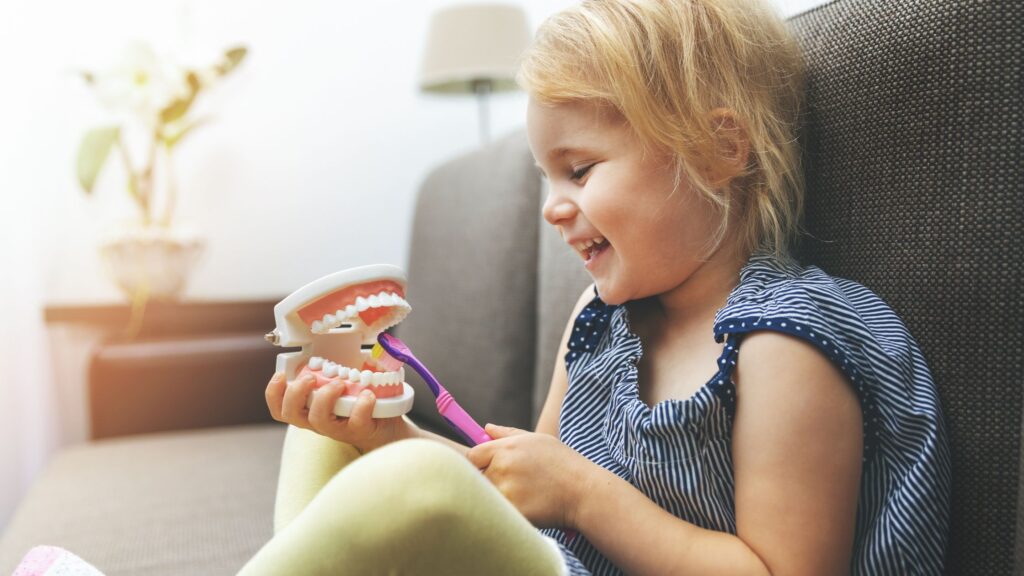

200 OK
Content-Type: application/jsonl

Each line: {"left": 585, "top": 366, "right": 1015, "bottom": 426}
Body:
{"left": 528, "top": 98, "right": 726, "bottom": 306}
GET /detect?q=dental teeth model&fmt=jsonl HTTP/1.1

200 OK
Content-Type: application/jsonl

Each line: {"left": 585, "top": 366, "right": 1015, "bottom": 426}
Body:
{"left": 265, "top": 264, "right": 415, "bottom": 418}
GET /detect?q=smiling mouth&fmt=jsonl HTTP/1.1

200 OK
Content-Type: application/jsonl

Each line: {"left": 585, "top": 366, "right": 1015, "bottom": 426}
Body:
{"left": 572, "top": 236, "right": 610, "bottom": 263}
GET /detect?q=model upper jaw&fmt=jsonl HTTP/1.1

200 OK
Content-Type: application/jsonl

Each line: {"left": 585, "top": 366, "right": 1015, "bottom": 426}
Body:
{"left": 296, "top": 279, "right": 410, "bottom": 335}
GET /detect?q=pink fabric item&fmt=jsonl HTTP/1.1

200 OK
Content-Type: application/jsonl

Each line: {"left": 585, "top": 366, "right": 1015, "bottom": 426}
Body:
{"left": 12, "top": 546, "right": 104, "bottom": 576}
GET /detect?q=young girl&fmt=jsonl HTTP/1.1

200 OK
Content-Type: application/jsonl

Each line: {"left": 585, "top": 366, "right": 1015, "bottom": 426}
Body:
{"left": 242, "top": 0, "right": 950, "bottom": 574}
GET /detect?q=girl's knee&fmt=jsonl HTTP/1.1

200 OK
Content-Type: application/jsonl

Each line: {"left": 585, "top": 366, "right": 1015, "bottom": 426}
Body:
{"left": 341, "top": 439, "right": 483, "bottom": 522}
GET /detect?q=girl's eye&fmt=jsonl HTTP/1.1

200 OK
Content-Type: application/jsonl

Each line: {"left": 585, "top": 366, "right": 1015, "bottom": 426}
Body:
{"left": 570, "top": 164, "right": 594, "bottom": 181}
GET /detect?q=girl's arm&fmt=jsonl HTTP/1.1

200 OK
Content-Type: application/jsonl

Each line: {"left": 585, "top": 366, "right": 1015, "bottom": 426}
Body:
{"left": 572, "top": 330, "right": 862, "bottom": 575}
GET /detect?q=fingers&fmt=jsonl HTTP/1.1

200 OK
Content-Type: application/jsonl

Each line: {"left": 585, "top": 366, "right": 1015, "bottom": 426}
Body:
{"left": 308, "top": 381, "right": 345, "bottom": 432}
{"left": 347, "top": 390, "right": 377, "bottom": 436}
{"left": 281, "top": 373, "right": 317, "bottom": 427}
{"left": 485, "top": 423, "right": 526, "bottom": 438}
{"left": 467, "top": 441, "right": 496, "bottom": 470}
{"left": 265, "top": 372, "right": 287, "bottom": 421}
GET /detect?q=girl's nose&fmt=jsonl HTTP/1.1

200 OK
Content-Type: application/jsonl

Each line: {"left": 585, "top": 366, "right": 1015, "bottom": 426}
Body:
{"left": 542, "top": 186, "right": 578, "bottom": 226}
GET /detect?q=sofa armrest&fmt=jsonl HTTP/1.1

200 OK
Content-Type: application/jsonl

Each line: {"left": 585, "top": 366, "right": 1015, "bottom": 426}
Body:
{"left": 88, "top": 332, "right": 278, "bottom": 439}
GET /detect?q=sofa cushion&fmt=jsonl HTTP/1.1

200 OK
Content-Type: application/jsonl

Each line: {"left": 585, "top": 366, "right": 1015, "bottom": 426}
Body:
{"left": 0, "top": 424, "right": 284, "bottom": 576}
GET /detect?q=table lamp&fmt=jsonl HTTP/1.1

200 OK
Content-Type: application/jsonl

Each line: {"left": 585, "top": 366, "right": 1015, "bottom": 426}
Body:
{"left": 420, "top": 3, "right": 531, "bottom": 144}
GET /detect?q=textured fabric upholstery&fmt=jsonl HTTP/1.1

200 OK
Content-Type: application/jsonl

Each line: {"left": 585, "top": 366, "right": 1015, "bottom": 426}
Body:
{"left": 396, "top": 131, "right": 543, "bottom": 433}
{"left": 0, "top": 425, "right": 284, "bottom": 576}
{"left": 788, "top": 1, "right": 1023, "bottom": 574}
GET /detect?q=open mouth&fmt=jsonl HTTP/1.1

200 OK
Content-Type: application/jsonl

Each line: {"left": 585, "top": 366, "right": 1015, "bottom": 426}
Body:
{"left": 573, "top": 236, "right": 610, "bottom": 266}
{"left": 290, "top": 279, "right": 410, "bottom": 398}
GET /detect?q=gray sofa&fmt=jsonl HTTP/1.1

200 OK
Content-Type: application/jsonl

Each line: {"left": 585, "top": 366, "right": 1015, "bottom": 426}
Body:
{"left": 1, "top": 0, "right": 1021, "bottom": 574}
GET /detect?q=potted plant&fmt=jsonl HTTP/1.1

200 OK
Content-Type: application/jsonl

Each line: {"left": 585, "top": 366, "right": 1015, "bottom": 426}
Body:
{"left": 76, "top": 41, "right": 247, "bottom": 308}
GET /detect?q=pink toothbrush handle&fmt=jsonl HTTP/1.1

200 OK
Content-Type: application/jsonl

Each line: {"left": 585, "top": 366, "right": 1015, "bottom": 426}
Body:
{"left": 437, "top": 391, "right": 493, "bottom": 446}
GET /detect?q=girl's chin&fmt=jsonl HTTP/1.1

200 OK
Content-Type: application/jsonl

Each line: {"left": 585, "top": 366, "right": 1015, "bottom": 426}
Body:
{"left": 592, "top": 280, "right": 629, "bottom": 306}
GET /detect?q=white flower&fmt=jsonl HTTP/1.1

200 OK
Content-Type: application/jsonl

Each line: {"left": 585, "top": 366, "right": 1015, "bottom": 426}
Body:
{"left": 91, "top": 41, "right": 190, "bottom": 126}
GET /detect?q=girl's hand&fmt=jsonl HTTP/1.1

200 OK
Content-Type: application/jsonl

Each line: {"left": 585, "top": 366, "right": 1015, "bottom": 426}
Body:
{"left": 467, "top": 423, "right": 595, "bottom": 529}
{"left": 265, "top": 371, "right": 413, "bottom": 452}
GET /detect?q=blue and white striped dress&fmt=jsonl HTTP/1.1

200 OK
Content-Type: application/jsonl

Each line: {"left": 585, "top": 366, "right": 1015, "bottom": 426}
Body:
{"left": 540, "top": 252, "right": 951, "bottom": 575}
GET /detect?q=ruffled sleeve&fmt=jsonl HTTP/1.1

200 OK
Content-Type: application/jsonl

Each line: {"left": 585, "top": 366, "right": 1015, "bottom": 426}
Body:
{"left": 565, "top": 288, "right": 616, "bottom": 368}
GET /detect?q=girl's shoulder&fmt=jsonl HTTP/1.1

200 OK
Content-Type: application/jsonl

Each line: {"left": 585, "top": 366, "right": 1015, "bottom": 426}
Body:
{"left": 714, "top": 252, "right": 913, "bottom": 360}
{"left": 715, "top": 253, "right": 936, "bottom": 462}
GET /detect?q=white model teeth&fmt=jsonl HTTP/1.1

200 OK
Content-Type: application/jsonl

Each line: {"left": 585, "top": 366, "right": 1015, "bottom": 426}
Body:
{"left": 306, "top": 356, "right": 402, "bottom": 388}
{"left": 310, "top": 291, "right": 411, "bottom": 334}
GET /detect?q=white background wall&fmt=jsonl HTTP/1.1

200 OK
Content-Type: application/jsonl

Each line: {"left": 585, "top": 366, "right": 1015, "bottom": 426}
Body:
{"left": 0, "top": 0, "right": 827, "bottom": 531}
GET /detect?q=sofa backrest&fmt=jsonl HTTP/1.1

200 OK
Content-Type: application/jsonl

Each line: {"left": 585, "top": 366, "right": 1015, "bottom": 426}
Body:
{"left": 396, "top": 132, "right": 544, "bottom": 434}
{"left": 789, "top": 1, "right": 1022, "bottom": 574}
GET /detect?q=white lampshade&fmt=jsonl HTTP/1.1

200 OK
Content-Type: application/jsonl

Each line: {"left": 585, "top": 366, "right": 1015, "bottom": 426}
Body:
{"left": 420, "top": 3, "right": 531, "bottom": 94}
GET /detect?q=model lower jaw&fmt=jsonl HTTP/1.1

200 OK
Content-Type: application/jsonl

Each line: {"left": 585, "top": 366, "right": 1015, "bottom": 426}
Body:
{"left": 298, "top": 358, "right": 406, "bottom": 398}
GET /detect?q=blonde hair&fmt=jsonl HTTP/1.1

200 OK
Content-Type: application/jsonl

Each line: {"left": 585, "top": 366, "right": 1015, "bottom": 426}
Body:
{"left": 519, "top": 0, "right": 806, "bottom": 261}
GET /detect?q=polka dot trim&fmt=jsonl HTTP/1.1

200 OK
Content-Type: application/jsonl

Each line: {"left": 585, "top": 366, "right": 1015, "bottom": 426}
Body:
{"left": 566, "top": 294, "right": 615, "bottom": 366}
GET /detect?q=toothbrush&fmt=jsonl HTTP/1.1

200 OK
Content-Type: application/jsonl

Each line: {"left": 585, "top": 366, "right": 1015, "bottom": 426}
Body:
{"left": 375, "top": 333, "right": 493, "bottom": 446}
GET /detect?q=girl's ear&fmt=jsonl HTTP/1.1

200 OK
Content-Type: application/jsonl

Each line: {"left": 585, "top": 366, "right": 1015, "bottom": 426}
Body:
{"left": 703, "top": 107, "right": 750, "bottom": 188}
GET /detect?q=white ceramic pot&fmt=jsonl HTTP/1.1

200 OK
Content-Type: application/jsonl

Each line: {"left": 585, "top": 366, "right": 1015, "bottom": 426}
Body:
{"left": 99, "top": 225, "right": 204, "bottom": 302}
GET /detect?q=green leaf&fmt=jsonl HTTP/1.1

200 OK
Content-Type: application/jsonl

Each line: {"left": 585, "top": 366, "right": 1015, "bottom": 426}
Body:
{"left": 159, "top": 71, "right": 201, "bottom": 125}
{"left": 76, "top": 126, "right": 120, "bottom": 194}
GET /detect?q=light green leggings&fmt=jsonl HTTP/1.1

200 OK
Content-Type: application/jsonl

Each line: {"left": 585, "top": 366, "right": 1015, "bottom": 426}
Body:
{"left": 237, "top": 426, "right": 566, "bottom": 575}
